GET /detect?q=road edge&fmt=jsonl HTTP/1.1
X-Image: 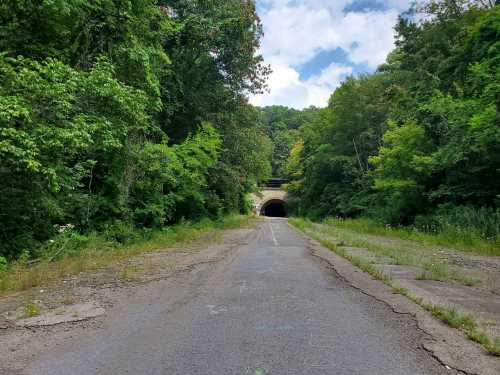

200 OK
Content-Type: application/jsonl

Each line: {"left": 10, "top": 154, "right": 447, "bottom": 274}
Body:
{"left": 290, "top": 222, "right": 500, "bottom": 375}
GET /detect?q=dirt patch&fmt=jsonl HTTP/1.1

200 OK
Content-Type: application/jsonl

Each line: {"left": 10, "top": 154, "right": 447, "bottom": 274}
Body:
{"left": 0, "top": 226, "right": 255, "bottom": 331}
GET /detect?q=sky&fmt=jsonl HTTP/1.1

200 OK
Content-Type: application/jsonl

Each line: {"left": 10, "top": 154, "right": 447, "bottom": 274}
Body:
{"left": 250, "top": 0, "right": 413, "bottom": 109}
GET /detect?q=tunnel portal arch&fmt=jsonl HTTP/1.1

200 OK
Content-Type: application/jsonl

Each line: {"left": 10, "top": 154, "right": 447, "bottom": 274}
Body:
{"left": 250, "top": 186, "right": 290, "bottom": 217}
{"left": 260, "top": 199, "right": 287, "bottom": 217}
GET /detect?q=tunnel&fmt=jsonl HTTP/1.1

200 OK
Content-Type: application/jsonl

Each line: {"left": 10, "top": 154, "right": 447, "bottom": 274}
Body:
{"left": 260, "top": 199, "right": 287, "bottom": 217}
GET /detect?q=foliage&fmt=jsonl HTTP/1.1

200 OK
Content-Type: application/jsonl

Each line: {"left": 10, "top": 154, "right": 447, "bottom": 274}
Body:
{"left": 285, "top": 74, "right": 390, "bottom": 217}
{"left": 0, "top": 256, "right": 6, "bottom": 274}
{"left": 0, "top": 0, "right": 271, "bottom": 260}
{"left": 259, "top": 106, "right": 318, "bottom": 176}
{"left": 24, "top": 302, "right": 40, "bottom": 318}
{"left": 281, "top": 1, "right": 499, "bottom": 244}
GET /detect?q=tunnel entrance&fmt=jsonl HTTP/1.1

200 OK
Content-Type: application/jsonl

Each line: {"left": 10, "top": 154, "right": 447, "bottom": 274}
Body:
{"left": 261, "top": 199, "right": 287, "bottom": 217}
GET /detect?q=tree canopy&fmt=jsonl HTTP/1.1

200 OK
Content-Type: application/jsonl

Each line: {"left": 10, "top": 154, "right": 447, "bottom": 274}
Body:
{"left": 0, "top": 0, "right": 271, "bottom": 259}
{"left": 282, "top": 1, "right": 499, "bottom": 239}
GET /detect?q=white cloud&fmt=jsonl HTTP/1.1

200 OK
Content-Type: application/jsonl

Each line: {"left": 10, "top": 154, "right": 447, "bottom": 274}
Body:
{"left": 251, "top": 0, "right": 411, "bottom": 108}
{"left": 251, "top": 62, "right": 352, "bottom": 109}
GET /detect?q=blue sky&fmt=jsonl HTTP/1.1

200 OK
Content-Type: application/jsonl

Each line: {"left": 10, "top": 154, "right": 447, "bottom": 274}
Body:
{"left": 250, "top": 0, "right": 413, "bottom": 109}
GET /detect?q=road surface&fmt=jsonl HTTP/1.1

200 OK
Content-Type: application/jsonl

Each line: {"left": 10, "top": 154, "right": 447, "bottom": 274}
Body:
{"left": 23, "top": 218, "right": 451, "bottom": 374}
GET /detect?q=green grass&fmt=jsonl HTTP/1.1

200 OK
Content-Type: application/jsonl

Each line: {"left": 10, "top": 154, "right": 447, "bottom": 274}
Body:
{"left": 291, "top": 218, "right": 391, "bottom": 284}
{"left": 290, "top": 217, "right": 500, "bottom": 356}
{"left": 0, "top": 215, "right": 251, "bottom": 296}
{"left": 416, "top": 263, "right": 480, "bottom": 286}
{"left": 291, "top": 217, "right": 484, "bottom": 289}
{"left": 292, "top": 217, "right": 480, "bottom": 288}
{"left": 24, "top": 302, "right": 40, "bottom": 318}
{"left": 324, "top": 217, "right": 499, "bottom": 256}
{"left": 427, "top": 305, "right": 476, "bottom": 330}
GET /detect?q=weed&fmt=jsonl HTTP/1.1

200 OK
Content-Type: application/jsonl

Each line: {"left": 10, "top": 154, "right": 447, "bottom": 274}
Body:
{"left": 428, "top": 306, "right": 476, "bottom": 330}
{"left": 468, "top": 330, "right": 500, "bottom": 356}
{"left": 416, "top": 263, "right": 480, "bottom": 286}
{"left": 391, "top": 286, "right": 409, "bottom": 295}
{"left": 24, "top": 302, "right": 40, "bottom": 318}
{"left": 118, "top": 265, "right": 139, "bottom": 282}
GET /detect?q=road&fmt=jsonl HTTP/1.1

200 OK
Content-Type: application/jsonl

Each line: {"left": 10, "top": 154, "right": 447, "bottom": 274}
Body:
{"left": 24, "top": 218, "right": 450, "bottom": 375}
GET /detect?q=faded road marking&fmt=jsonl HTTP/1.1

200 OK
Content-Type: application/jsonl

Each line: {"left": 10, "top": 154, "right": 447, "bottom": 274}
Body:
{"left": 206, "top": 305, "right": 227, "bottom": 315}
{"left": 268, "top": 222, "right": 278, "bottom": 246}
{"left": 239, "top": 280, "right": 247, "bottom": 294}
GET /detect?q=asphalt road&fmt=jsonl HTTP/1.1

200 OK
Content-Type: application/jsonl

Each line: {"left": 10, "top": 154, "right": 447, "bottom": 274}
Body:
{"left": 25, "top": 218, "right": 450, "bottom": 375}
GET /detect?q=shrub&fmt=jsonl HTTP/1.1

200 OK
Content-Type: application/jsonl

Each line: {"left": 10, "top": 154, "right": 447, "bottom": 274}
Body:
{"left": 0, "top": 256, "right": 7, "bottom": 273}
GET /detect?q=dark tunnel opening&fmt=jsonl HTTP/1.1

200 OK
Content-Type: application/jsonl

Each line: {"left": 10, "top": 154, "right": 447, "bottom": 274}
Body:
{"left": 261, "top": 200, "right": 287, "bottom": 217}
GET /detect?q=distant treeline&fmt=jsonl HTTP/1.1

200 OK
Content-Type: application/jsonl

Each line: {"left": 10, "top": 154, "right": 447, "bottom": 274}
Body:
{"left": 0, "top": 0, "right": 272, "bottom": 260}
{"left": 269, "top": 1, "right": 500, "bottom": 241}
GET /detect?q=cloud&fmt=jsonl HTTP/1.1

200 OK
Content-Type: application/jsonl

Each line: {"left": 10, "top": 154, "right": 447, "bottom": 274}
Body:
{"left": 251, "top": 62, "right": 352, "bottom": 109}
{"left": 251, "top": 0, "right": 411, "bottom": 108}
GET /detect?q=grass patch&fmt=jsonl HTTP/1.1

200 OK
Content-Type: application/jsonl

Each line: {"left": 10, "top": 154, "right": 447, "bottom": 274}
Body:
{"left": 117, "top": 265, "right": 141, "bottom": 282}
{"left": 290, "top": 217, "right": 500, "bottom": 356}
{"left": 0, "top": 215, "right": 251, "bottom": 296}
{"left": 427, "top": 305, "right": 475, "bottom": 330}
{"left": 324, "top": 217, "right": 499, "bottom": 256}
{"left": 24, "top": 302, "right": 40, "bottom": 318}
{"left": 293, "top": 217, "right": 488, "bottom": 289}
{"left": 416, "top": 263, "right": 480, "bottom": 286}
{"left": 291, "top": 218, "right": 391, "bottom": 284}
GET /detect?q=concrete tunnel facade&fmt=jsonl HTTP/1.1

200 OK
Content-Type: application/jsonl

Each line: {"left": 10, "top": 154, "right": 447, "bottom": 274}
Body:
{"left": 250, "top": 188, "right": 290, "bottom": 217}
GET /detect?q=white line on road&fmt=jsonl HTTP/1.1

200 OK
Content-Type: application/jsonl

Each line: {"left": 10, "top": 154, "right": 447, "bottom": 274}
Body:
{"left": 269, "top": 221, "right": 278, "bottom": 246}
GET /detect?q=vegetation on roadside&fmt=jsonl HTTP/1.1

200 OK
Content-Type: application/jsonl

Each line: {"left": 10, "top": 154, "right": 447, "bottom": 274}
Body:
{"left": 290, "top": 217, "right": 500, "bottom": 356}
{"left": 292, "top": 218, "right": 486, "bottom": 288}
{"left": 397, "top": 286, "right": 500, "bottom": 356}
{"left": 266, "top": 2, "right": 500, "bottom": 246}
{"left": 0, "top": 215, "right": 251, "bottom": 296}
{"left": 24, "top": 302, "right": 40, "bottom": 318}
{"left": 323, "top": 217, "right": 499, "bottom": 256}
{"left": 0, "top": 1, "right": 271, "bottom": 262}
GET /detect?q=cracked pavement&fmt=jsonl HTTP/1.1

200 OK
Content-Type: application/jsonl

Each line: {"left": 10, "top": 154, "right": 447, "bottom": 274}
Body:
{"left": 2, "top": 218, "right": 491, "bottom": 374}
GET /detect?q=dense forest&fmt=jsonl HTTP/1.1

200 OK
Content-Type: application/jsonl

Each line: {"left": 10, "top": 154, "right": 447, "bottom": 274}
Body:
{"left": 259, "top": 106, "right": 318, "bottom": 177}
{"left": 0, "top": 0, "right": 273, "bottom": 260}
{"left": 277, "top": 1, "right": 499, "bottom": 242}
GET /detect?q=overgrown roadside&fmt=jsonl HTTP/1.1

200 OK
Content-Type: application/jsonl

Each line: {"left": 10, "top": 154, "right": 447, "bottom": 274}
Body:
{"left": 0, "top": 215, "right": 253, "bottom": 323}
{"left": 290, "top": 218, "right": 500, "bottom": 357}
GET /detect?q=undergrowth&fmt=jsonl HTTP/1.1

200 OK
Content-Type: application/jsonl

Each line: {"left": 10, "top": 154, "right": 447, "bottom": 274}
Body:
{"left": 322, "top": 217, "right": 499, "bottom": 256}
{"left": 0, "top": 215, "right": 250, "bottom": 296}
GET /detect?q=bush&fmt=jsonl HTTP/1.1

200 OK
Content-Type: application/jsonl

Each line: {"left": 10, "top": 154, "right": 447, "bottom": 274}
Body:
{"left": 0, "top": 256, "right": 7, "bottom": 273}
{"left": 38, "top": 230, "right": 94, "bottom": 261}
{"left": 100, "top": 221, "right": 141, "bottom": 245}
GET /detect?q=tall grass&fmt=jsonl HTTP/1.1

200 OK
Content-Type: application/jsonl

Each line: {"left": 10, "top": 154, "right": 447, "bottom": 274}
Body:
{"left": 323, "top": 213, "right": 499, "bottom": 256}
{"left": 0, "top": 215, "right": 250, "bottom": 295}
